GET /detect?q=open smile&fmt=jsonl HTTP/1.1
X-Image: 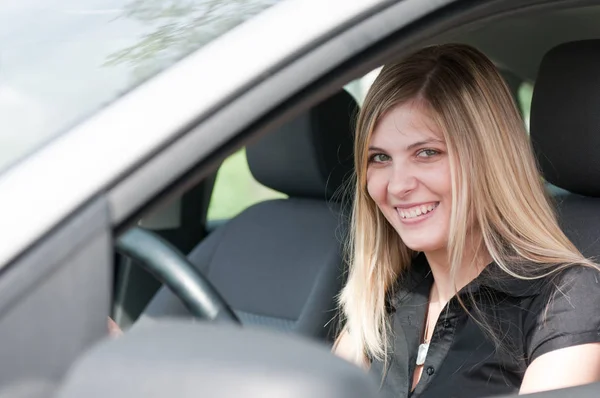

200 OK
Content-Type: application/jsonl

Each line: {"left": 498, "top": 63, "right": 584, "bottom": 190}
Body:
{"left": 395, "top": 202, "right": 439, "bottom": 224}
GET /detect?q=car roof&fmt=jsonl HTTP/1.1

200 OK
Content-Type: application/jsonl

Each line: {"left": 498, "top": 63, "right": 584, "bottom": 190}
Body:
{"left": 436, "top": 3, "right": 600, "bottom": 81}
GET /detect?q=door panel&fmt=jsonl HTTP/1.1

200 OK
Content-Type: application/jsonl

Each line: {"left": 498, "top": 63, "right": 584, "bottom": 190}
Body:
{"left": 0, "top": 199, "right": 111, "bottom": 390}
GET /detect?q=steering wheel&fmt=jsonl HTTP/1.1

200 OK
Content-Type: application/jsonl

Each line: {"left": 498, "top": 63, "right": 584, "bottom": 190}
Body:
{"left": 116, "top": 227, "right": 240, "bottom": 324}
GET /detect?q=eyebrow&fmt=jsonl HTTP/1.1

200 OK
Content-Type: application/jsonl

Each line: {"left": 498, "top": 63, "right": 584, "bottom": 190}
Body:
{"left": 406, "top": 138, "right": 445, "bottom": 151}
{"left": 367, "top": 146, "right": 387, "bottom": 153}
{"left": 368, "top": 138, "right": 445, "bottom": 153}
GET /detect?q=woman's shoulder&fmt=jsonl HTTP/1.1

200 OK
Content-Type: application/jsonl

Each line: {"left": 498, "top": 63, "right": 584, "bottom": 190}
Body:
{"left": 523, "top": 263, "right": 600, "bottom": 363}
{"left": 481, "top": 261, "right": 600, "bottom": 300}
{"left": 543, "top": 263, "right": 600, "bottom": 298}
{"left": 518, "top": 263, "right": 600, "bottom": 310}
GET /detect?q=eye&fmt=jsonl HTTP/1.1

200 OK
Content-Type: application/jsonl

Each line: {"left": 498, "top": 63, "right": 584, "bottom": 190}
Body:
{"left": 416, "top": 149, "right": 440, "bottom": 158}
{"left": 368, "top": 153, "right": 391, "bottom": 163}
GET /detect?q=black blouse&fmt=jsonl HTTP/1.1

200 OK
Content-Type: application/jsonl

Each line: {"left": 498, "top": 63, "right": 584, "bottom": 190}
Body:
{"left": 370, "top": 254, "right": 600, "bottom": 398}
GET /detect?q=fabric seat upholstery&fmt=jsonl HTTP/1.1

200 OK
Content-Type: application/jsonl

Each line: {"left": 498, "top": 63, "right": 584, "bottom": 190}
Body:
{"left": 531, "top": 40, "right": 600, "bottom": 259}
{"left": 137, "top": 90, "right": 358, "bottom": 341}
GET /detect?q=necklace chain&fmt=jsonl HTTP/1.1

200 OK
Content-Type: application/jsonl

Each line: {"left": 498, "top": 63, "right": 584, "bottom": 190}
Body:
{"left": 417, "top": 298, "right": 434, "bottom": 366}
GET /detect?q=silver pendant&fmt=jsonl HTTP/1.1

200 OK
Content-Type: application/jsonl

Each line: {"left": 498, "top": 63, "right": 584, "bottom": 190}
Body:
{"left": 416, "top": 343, "right": 429, "bottom": 366}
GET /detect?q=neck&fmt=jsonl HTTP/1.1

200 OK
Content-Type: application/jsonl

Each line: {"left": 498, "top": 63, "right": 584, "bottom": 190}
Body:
{"left": 423, "top": 239, "right": 492, "bottom": 305}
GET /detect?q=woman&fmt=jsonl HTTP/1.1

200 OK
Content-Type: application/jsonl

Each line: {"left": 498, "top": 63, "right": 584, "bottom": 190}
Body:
{"left": 334, "top": 44, "right": 600, "bottom": 397}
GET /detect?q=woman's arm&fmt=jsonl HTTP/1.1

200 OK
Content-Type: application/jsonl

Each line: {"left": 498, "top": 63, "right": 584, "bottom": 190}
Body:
{"left": 332, "top": 329, "right": 369, "bottom": 369}
{"left": 521, "top": 266, "right": 600, "bottom": 394}
{"left": 520, "top": 342, "right": 600, "bottom": 394}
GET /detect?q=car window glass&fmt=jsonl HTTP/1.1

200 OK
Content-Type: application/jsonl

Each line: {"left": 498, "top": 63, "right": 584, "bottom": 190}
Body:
{"left": 207, "top": 148, "right": 286, "bottom": 221}
{"left": 344, "top": 67, "right": 382, "bottom": 105}
{"left": 0, "top": 0, "right": 281, "bottom": 174}
{"left": 518, "top": 81, "right": 534, "bottom": 132}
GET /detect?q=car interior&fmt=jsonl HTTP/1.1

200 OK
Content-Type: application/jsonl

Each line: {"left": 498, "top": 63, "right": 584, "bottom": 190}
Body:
{"left": 133, "top": 89, "right": 357, "bottom": 342}
{"left": 13, "top": 2, "right": 600, "bottom": 397}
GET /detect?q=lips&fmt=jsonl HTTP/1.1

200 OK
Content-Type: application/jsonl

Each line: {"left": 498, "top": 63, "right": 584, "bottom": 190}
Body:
{"left": 396, "top": 202, "right": 439, "bottom": 220}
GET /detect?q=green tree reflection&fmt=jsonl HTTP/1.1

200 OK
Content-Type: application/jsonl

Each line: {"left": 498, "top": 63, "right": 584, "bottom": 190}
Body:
{"left": 104, "top": 0, "right": 279, "bottom": 81}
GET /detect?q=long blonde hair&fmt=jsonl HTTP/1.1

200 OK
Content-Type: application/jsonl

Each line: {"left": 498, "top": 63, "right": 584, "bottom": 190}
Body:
{"left": 337, "top": 43, "right": 594, "bottom": 364}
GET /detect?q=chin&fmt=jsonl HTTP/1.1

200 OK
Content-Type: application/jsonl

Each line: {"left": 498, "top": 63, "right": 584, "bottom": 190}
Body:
{"left": 384, "top": 210, "right": 449, "bottom": 254}
{"left": 398, "top": 234, "right": 446, "bottom": 254}
{"left": 404, "top": 243, "right": 445, "bottom": 253}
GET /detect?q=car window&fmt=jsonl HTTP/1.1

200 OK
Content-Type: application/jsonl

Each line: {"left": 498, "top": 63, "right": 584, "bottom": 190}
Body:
{"left": 207, "top": 148, "right": 286, "bottom": 221}
{"left": 518, "top": 81, "right": 534, "bottom": 132}
{"left": 0, "top": 0, "right": 281, "bottom": 174}
{"left": 344, "top": 67, "right": 382, "bottom": 105}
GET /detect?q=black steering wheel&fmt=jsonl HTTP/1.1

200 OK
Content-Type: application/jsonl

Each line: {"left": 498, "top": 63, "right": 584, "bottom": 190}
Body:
{"left": 116, "top": 227, "right": 240, "bottom": 324}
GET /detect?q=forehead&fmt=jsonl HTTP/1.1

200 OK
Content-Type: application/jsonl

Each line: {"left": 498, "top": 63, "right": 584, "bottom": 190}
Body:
{"left": 369, "top": 101, "right": 442, "bottom": 146}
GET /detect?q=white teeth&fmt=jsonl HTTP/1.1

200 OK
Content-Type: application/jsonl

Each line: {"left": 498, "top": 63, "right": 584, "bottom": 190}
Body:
{"left": 397, "top": 203, "right": 438, "bottom": 220}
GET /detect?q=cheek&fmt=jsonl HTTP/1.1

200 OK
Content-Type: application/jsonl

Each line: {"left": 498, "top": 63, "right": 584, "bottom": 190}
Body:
{"left": 439, "top": 162, "right": 453, "bottom": 199}
{"left": 366, "top": 170, "right": 388, "bottom": 205}
{"left": 426, "top": 160, "right": 452, "bottom": 198}
{"left": 435, "top": 174, "right": 452, "bottom": 199}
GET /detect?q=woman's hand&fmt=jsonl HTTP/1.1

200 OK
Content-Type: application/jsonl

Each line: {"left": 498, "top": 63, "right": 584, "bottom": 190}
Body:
{"left": 333, "top": 330, "right": 369, "bottom": 369}
{"left": 107, "top": 317, "right": 123, "bottom": 338}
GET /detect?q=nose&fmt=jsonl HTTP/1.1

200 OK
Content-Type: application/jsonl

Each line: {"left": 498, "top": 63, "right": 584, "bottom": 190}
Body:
{"left": 387, "top": 163, "right": 417, "bottom": 198}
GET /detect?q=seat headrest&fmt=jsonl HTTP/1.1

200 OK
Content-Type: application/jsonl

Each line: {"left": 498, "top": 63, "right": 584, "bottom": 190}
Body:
{"left": 247, "top": 90, "right": 358, "bottom": 200}
{"left": 531, "top": 40, "right": 600, "bottom": 197}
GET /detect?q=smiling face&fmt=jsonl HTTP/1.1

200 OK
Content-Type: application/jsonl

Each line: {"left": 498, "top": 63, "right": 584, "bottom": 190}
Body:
{"left": 366, "top": 100, "right": 452, "bottom": 254}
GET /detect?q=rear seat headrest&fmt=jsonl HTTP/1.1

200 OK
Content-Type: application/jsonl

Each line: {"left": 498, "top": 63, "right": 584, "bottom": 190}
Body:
{"left": 531, "top": 40, "right": 600, "bottom": 197}
{"left": 247, "top": 90, "right": 358, "bottom": 200}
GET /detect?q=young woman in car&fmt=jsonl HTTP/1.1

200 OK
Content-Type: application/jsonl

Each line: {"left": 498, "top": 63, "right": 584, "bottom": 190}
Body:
{"left": 334, "top": 44, "right": 600, "bottom": 397}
